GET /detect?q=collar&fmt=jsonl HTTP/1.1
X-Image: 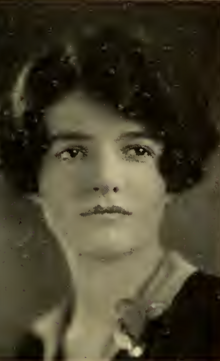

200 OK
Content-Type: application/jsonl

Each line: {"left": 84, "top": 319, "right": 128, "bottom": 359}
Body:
{"left": 29, "top": 251, "right": 197, "bottom": 360}
{"left": 114, "top": 250, "right": 197, "bottom": 343}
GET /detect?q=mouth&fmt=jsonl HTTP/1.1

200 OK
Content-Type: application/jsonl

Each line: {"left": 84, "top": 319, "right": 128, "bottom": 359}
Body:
{"left": 80, "top": 205, "right": 132, "bottom": 217}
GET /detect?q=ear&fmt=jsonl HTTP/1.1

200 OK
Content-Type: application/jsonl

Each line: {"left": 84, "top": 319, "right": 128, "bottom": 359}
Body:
{"left": 25, "top": 193, "right": 42, "bottom": 206}
{"left": 164, "top": 192, "right": 175, "bottom": 207}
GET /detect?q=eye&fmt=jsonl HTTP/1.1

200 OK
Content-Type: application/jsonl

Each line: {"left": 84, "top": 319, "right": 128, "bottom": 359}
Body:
{"left": 122, "top": 144, "right": 155, "bottom": 158}
{"left": 55, "top": 146, "right": 88, "bottom": 161}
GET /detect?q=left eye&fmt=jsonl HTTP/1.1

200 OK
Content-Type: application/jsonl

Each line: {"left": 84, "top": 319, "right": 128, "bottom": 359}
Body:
{"left": 56, "top": 146, "right": 88, "bottom": 161}
{"left": 122, "top": 145, "right": 154, "bottom": 157}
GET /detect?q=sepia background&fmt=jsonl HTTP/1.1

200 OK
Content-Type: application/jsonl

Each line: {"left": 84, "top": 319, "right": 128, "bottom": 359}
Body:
{"left": 0, "top": 0, "right": 220, "bottom": 351}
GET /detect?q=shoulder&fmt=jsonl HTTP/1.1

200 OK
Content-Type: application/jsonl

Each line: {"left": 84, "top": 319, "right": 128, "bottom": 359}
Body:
{"left": 140, "top": 271, "right": 220, "bottom": 359}
{"left": 167, "top": 271, "right": 220, "bottom": 356}
{"left": 165, "top": 270, "right": 220, "bottom": 326}
{"left": 184, "top": 269, "right": 220, "bottom": 290}
{"left": 174, "top": 270, "right": 220, "bottom": 309}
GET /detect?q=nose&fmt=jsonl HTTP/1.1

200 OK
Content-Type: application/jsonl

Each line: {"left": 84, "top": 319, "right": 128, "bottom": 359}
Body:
{"left": 93, "top": 186, "right": 119, "bottom": 195}
{"left": 81, "top": 143, "right": 123, "bottom": 196}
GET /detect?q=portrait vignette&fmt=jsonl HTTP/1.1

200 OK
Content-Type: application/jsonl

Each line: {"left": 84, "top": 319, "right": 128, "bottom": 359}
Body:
{"left": 0, "top": 1, "right": 219, "bottom": 360}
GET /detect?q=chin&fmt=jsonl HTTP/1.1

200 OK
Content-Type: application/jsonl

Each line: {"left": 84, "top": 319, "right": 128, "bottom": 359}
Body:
{"left": 84, "top": 251, "right": 126, "bottom": 262}
{"left": 79, "top": 242, "right": 137, "bottom": 261}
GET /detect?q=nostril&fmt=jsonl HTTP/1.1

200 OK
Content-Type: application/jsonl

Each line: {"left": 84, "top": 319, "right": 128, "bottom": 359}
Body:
{"left": 93, "top": 187, "right": 99, "bottom": 191}
{"left": 113, "top": 187, "right": 119, "bottom": 193}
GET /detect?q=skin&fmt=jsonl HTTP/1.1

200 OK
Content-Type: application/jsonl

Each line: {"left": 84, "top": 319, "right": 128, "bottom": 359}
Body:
{"left": 32, "top": 90, "right": 173, "bottom": 358}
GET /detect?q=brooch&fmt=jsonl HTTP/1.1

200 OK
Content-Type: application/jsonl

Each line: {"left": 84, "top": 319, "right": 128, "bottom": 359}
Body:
{"left": 113, "top": 319, "right": 144, "bottom": 358}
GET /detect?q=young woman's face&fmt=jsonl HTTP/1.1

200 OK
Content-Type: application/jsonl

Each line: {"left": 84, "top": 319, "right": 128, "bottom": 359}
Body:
{"left": 38, "top": 91, "right": 170, "bottom": 260}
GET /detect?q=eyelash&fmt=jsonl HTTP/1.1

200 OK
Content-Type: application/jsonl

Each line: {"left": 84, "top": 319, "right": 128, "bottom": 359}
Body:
{"left": 123, "top": 144, "right": 154, "bottom": 157}
{"left": 56, "top": 146, "right": 88, "bottom": 160}
{"left": 56, "top": 144, "right": 154, "bottom": 161}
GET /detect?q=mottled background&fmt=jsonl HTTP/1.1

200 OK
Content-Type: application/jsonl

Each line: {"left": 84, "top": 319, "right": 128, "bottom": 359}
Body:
{"left": 0, "top": 0, "right": 219, "bottom": 352}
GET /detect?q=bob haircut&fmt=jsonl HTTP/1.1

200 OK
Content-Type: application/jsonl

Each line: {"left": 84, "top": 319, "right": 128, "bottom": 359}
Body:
{"left": 0, "top": 23, "right": 219, "bottom": 196}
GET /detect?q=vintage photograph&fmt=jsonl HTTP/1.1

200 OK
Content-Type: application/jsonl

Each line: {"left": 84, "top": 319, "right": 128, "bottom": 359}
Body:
{"left": 0, "top": 1, "right": 220, "bottom": 360}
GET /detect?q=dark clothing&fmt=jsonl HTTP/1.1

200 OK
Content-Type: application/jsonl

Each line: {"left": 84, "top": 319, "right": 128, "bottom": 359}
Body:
{"left": 13, "top": 271, "right": 220, "bottom": 360}
{"left": 114, "top": 271, "right": 220, "bottom": 360}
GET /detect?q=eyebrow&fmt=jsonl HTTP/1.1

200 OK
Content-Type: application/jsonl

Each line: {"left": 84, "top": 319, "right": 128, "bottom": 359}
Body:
{"left": 50, "top": 130, "right": 148, "bottom": 143}
{"left": 115, "top": 131, "right": 148, "bottom": 141}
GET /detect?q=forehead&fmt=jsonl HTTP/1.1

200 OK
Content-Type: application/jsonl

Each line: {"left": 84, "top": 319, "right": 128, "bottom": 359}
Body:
{"left": 45, "top": 91, "right": 145, "bottom": 138}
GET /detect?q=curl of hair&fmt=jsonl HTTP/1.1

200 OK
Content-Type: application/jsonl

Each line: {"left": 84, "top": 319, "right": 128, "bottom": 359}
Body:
{"left": 0, "top": 24, "right": 219, "bottom": 196}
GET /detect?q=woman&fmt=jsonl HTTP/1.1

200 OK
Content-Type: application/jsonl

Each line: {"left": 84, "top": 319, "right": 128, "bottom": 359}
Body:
{"left": 0, "top": 23, "right": 220, "bottom": 360}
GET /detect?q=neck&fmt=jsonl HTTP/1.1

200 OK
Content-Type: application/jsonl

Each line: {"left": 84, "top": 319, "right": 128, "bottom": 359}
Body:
{"left": 61, "top": 240, "right": 166, "bottom": 324}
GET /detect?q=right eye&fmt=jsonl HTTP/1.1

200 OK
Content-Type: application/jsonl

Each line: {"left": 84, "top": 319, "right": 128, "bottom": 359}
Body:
{"left": 56, "top": 146, "right": 88, "bottom": 161}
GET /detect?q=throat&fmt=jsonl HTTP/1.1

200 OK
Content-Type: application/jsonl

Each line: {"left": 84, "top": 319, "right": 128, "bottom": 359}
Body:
{"left": 71, "top": 245, "right": 166, "bottom": 323}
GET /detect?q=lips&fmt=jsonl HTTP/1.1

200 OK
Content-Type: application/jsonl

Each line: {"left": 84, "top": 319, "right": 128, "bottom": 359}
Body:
{"left": 80, "top": 204, "right": 132, "bottom": 217}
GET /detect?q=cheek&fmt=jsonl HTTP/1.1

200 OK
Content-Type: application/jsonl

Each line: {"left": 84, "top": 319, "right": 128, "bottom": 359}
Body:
{"left": 133, "top": 162, "right": 167, "bottom": 208}
{"left": 39, "top": 167, "right": 77, "bottom": 238}
{"left": 39, "top": 160, "right": 77, "bottom": 212}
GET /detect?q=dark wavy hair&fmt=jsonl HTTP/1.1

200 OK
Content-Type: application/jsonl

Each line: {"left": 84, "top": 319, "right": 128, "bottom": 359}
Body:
{"left": 0, "top": 23, "right": 219, "bottom": 196}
